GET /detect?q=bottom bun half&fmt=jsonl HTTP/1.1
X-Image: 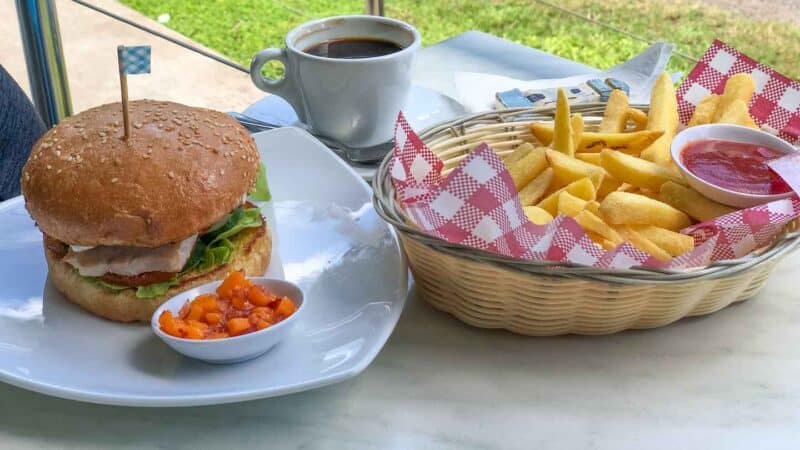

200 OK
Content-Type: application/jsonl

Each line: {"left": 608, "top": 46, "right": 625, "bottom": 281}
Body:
{"left": 44, "top": 223, "right": 272, "bottom": 323}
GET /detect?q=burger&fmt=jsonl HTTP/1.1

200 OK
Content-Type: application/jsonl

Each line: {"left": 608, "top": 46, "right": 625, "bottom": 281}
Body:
{"left": 20, "top": 100, "right": 272, "bottom": 322}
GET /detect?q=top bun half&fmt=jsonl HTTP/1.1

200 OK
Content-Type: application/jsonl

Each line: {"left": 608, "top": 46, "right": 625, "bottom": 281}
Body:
{"left": 21, "top": 100, "right": 260, "bottom": 247}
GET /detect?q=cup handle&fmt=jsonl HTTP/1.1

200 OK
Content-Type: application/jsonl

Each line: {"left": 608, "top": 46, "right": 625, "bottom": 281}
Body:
{"left": 249, "top": 48, "right": 305, "bottom": 121}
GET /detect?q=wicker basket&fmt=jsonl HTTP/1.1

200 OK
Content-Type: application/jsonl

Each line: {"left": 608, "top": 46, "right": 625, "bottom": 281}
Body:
{"left": 373, "top": 104, "right": 800, "bottom": 335}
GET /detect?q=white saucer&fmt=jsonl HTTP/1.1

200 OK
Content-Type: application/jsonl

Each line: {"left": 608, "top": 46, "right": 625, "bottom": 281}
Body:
{"left": 243, "top": 85, "right": 467, "bottom": 180}
{"left": 0, "top": 128, "right": 408, "bottom": 406}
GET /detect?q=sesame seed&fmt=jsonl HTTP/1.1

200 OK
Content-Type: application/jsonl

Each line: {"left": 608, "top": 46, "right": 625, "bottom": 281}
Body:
{"left": 24, "top": 172, "right": 30, "bottom": 181}
{"left": 168, "top": 171, "right": 175, "bottom": 179}
{"left": 111, "top": 178, "right": 118, "bottom": 183}
{"left": 55, "top": 150, "right": 61, "bottom": 156}
{"left": 133, "top": 122, "right": 143, "bottom": 129}
{"left": 46, "top": 164, "right": 52, "bottom": 170}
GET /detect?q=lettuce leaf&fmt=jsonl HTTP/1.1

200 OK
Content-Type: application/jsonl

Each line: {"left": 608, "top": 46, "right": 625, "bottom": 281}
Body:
{"left": 93, "top": 277, "right": 177, "bottom": 298}
{"left": 135, "top": 278, "right": 179, "bottom": 298}
{"left": 249, "top": 163, "right": 271, "bottom": 202}
{"left": 207, "top": 207, "right": 262, "bottom": 245}
{"left": 89, "top": 206, "right": 263, "bottom": 299}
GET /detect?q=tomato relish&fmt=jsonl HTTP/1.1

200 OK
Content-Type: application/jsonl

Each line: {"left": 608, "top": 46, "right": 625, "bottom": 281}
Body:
{"left": 159, "top": 271, "right": 297, "bottom": 340}
{"left": 681, "top": 139, "right": 791, "bottom": 195}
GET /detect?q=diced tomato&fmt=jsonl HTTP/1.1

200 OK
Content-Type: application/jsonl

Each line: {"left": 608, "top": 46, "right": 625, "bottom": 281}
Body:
{"left": 158, "top": 272, "right": 297, "bottom": 340}
{"left": 187, "top": 304, "right": 204, "bottom": 321}
{"left": 247, "top": 286, "right": 273, "bottom": 306}
{"left": 216, "top": 271, "right": 249, "bottom": 298}
{"left": 193, "top": 294, "right": 218, "bottom": 312}
{"left": 226, "top": 317, "right": 251, "bottom": 336}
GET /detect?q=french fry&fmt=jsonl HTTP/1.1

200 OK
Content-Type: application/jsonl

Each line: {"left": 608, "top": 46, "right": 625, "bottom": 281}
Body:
{"left": 545, "top": 149, "right": 605, "bottom": 188}
{"left": 528, "top": 125, "right": 664, "bottom": 154}
{"left": 536, "top": 177, "right": 596, "bottom": 216}
{"left": 571, "top": 114, "right": 584, "bottom": 155}
{"left": 638, "top": 188, "right": 660, "bottom": 200}
{"left": 599, "top": 238, "right": 618, "bottom": 250}
{"left": 579, "top": 130, "right": 664, "bottom": 154}
{"left": 627, "top": 107, "right": 648, "bottom": 131}
{"left": 524, "top": 206, "right": 554, "bottom": 225}
{"left": 715, "top": 99, "right": 758, "bottom": 129}
{"left": 585, "top": 231, "right": 605, "bottom": 246}
{"left": 518, "top": 167, "right": 554, "bottom": 206}
{"left": 658, "top": 181, "right": 735, "bottom": 222}
{"left": 599, "top": 89, "right": 630, "bottom": 133}
{"left": 575, "top": 210, "right": 623, "bottom": 245}
{"left": 503, "top": 142, "right": 534, "bottom": 165}
{"left": 713, "top": 73, "right": 756, "bottom": 123}
{"left": 507, "top": 146, "right": 548, "bottom": 190}
{"left": 617, "top": 226, "right": 672, "bottom": 261}
{"left": 557, "top": 191, "right": 588, "bottom": 217}
{"left": 599, "top": 191, "right": 691, "bottom": 231}
{"left": 597, "top": 173, "right": 622, "bottom": 200}
{"left": 553, "top": 88, "right": 574, "bottom": 156}
{"left": 629, "top": 225, "right": 694, "bottom": 257}
{"left": 585, "top": 200, "right": 601, "bottom": 214}
{"left": 688, "top": 94, "right": 720, "bottom": 127}
{"left": 600, "top": 149, "right": 685, "bottom": 191}
{"left": 530, "top": 122, "right": 555, "bottom": 146}
{"left": 575, "top": 153, "right": 602, "bottom": 166}
{"left": 641, "top": 72, "right": 678, "bottom": 166}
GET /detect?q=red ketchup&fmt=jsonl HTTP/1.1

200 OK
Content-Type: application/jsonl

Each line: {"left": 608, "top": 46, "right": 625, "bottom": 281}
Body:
{"left": 681, "top": 139, "right": 791, "bottom": 195}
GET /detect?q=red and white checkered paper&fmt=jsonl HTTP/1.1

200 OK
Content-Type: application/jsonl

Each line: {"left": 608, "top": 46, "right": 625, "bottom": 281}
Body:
{"left": 677, "top": 39, "right": 800, "bottom": 144}
{"left": 391, "top": 112, "right": 800, "bottom": 270}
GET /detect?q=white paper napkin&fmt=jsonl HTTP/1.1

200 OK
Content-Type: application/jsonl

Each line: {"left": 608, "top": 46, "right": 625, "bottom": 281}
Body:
{"left": 454, "top": 42, "right": 676, "bottom": 112}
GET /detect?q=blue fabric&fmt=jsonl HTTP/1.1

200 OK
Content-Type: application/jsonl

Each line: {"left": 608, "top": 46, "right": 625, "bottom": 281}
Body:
{"left": 0, "top": 65, "right": 46, "bottom": 201}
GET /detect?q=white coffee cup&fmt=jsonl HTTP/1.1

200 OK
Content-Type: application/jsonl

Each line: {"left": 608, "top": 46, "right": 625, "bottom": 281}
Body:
{"left": 250, "top": 15, "right": 421, "bottom": 148}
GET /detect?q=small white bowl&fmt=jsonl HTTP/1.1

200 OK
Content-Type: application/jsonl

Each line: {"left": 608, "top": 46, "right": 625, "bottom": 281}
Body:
{"left": 151, "top": 278, "right": 304, "bottom": 364}
{"left": 670, "top": 124, "right": 797, "bottom": 208}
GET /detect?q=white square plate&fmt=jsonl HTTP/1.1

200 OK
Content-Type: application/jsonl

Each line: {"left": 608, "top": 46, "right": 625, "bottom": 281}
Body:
{"left": 0, "top": 128, "right": 408, "bottom": 406}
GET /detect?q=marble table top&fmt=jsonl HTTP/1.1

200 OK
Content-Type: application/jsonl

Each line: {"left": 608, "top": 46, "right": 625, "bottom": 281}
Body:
{"left": 2, "top": 248, "right": 799, "bottom": 449}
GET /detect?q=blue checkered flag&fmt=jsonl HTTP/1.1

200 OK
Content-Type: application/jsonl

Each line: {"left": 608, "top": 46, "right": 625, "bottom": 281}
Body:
{"left": 118, "top": 45, "right": 151, "bottom": 75}
{"left": 117, "top": 45, "right": 151, "bottom": 139}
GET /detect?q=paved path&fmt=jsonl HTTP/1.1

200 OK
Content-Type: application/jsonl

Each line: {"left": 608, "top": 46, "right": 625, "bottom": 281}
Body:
{"left": 1, "top": 0, "right": 264, "bottom": 114}
{"left": 701, "top": 0, "right": 800, "bottom": 25}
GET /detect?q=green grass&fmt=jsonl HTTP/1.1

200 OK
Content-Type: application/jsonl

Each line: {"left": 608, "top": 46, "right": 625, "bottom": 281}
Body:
{"left": 122, "top": 0, "right": 800, "bottom": 80}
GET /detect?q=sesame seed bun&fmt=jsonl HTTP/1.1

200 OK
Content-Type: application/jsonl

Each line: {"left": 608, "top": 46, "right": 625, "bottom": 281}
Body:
{"left": 21, "top": 100, "right": 260, "bottom": 247}
{"left": 44, "top": 222, "right": 271, "bottom": 323}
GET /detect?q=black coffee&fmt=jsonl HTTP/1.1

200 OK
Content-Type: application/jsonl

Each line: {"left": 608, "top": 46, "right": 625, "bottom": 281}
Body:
{"left": 304, "top": 38, "right": 403, "bottom": 59}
